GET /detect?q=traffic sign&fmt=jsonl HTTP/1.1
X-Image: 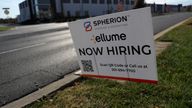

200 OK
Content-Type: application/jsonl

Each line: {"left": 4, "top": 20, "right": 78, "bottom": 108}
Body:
{"left": 4, "top": 9, "right": 9, "bottom": 15}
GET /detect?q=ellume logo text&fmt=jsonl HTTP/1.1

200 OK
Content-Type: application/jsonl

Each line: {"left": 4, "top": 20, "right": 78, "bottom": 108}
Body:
{"left": 90, "top": 33, "right": 126, "bottom": 44}
{"left": 84, "top": 21, "right": 92, "bottom": 32}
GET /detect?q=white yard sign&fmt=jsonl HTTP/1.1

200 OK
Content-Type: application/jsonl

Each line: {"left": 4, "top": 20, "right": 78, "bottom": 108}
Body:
{"left": 69, "top": 7, "right": 158, "bottom": 84}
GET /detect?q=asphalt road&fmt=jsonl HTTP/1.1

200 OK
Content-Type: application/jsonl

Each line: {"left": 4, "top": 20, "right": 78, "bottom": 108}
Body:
{"left": 0, "top": 23, "right": 68, "bottom": 37}
{"left": 0, "top": 29, "right": 79, "bottom": 106}
{"left": 0, "top": 12, "right": 192, "bottom": 107}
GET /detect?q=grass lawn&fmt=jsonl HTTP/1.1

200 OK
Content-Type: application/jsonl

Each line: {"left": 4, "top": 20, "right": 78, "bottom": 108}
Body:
{"left": 0, "top": 26, "right": 13, "bottom": 31}
{"left": 25, "top": 18, "right": 192, "bottom": 108}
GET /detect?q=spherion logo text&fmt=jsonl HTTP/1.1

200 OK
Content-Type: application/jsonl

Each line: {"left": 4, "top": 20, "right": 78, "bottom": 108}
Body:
{"left": 84, "top": 21, "right": 92, "bottom": 32}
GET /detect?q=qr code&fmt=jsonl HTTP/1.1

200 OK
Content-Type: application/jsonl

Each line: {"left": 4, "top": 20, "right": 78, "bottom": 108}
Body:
{"left": 81, "top": 60, "right": 94, "bottom": 72}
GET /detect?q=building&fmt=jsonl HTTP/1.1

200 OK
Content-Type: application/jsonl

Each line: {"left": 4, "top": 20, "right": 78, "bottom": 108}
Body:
{"left": 18, "top": 0, "right": 31, "bottom": 23}
{"left": 18, "top": 0, "right": 52, "bottom": 23}
{"left": 148, "top": 3, "right": 183, "bottom": 14}
{"left": 18, "top": 0, "right": 186, "bottom": 24}
{"left": 18, "top": 0, "right": 134, "bottom": 23}
{"left": 183, "top": 5, "right": 192, "bottom": 12}
{"left": 57, "top": 0, "right": 134, "bottom": 19}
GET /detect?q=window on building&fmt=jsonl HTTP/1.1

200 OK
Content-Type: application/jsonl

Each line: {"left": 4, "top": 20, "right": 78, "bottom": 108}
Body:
{"left": 119, "top": 0, "right": 124, "bottom": 4}
{"left": 67, "top": 11, "right": 71, "bottom": 17}
{"left": 19, "top": 4, "right": 22, "bottom": 9}
{"left": 73, "top": 0, "right": 80, "bottom": 3}
{"left": 126, "top": 0, "right": 129, "bottom": 4}
{"left": 131, "top": 0, "right": 134, "bottom": 5}
{"left": 21, "top": 2, "right": 24, "bottom": 8}
{"left": 92, "top": 0, "right": 97, "bottom": 4}
{"left": 100, "top": 0, "right": 105, "bottom": 4}
{"left": 84, "top": 11, "right": 89, "bottom": 17}
{"left": 107, "top": 0, "right": 112, "bottom": 4}
{"left": 22, "top": 2, "right": 25, "bottom": 8}
{"left": 63, "top": 0, "right": 71, "bottom": 3}
{"left": 38, "top": 0, "right": 50, "bottom": 4}
{"left": 82, "top": 0, "right": 89, "bottom": 3}
{"left": 22, "top": 3, "right": 24, "bottom": 8}
{"left": 113, "top": 0, "right": 118, "bottom": 4}
{"left": 26, "top": 1, "right": 28, "bottom": 7}
{"left": 75, "top": 11, "right": 80, "bottom": 17}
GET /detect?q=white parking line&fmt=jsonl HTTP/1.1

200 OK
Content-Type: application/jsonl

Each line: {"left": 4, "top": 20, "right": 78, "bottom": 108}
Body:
{"left": 0, "top": 43, "right": 46, "bottom": 55}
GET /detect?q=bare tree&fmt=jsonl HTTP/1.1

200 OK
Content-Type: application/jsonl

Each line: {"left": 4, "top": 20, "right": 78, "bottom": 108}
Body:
{"left": 134, "top": 0, "right": 146, "bottom": 9}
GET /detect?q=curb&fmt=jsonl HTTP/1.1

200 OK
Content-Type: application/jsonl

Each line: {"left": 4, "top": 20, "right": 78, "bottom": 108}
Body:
{"left": 1, "top": 17, "right": 192, "bottom": 108}
{"left": 1, "top": 70, "right": 81, "bottom": 108}
{"left": 154, "top": 17, "right": 192, "bottom": 40}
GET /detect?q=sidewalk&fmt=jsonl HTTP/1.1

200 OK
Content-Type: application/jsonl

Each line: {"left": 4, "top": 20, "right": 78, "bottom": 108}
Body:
{"left": 155, "top": 42, "right": 172, "bottom": 55}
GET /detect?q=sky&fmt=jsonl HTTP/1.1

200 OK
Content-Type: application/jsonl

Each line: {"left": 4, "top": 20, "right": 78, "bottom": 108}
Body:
{"left": 0, "top": 0, "right": 192, "bottom": 19}
{"left": 145, "top": 0, "right": 192, "bottom": 5}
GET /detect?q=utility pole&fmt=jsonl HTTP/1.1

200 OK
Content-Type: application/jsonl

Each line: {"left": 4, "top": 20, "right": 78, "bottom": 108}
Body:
{"left": 134, "top": 0, "right": 146, "bottom": 9}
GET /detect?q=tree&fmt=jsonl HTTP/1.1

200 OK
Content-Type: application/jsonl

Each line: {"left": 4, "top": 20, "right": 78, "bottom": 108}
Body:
{"left": 134, "top": 0, "right": 146, "bottom": 9}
